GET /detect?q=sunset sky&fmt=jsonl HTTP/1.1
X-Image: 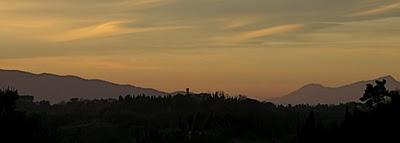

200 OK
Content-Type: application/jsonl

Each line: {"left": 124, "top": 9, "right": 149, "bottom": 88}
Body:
{"left": 1, "top": 0, "right": 400, "bottom": 99}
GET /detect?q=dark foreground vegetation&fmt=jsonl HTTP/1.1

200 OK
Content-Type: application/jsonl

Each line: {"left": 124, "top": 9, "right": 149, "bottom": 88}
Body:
{"left": 1, "top": 80, "right": 399, "bottom": 143}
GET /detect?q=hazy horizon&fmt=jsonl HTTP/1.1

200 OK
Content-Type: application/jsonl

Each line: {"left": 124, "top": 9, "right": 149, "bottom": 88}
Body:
{"left": 0, "top": 68, "right": 398, "bottom": 100}
{"left": 1, "top": 0, "right": 400, "bottom": 99}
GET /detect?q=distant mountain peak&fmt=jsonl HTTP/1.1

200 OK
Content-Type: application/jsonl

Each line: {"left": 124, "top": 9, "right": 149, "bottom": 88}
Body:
{"left": 375, "top": 75, "right": 396, "bottom": 81}
{"left": 302, "top": 83, "right": 325, "bottom": 88}
{"left": 273, "top": 75, "right": 400, "bottom": 105}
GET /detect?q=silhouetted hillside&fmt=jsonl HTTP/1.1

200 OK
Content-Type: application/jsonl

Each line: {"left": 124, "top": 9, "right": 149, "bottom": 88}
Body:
{"left": 273, "top": 75, "right": 400, "bottom": 105}
{"left": 0, "top": 69, "right": 167, "bottom": 103}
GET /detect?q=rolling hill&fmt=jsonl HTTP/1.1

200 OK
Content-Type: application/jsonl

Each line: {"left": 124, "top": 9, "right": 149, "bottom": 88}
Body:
{"left": 272, "top": 75, "right": 400, "bottom": 105}
{"left": 0, "top": 69, "right": 167, "bottom": 103}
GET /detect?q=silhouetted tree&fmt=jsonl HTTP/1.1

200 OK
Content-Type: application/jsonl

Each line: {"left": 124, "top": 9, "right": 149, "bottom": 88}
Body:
{"left": 0, "top": 88, "right": 19, "bottom": 118}
{"left": 0, "top": 89, "right": 25, "bottom": 142}
{"left": 360, "top": 80, "right": 389, "bottom": 108}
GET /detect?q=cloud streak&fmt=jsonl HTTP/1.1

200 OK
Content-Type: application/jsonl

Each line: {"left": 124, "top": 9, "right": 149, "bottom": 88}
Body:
{"left": 234, "top": 24, "right": 304, "bottom": 42}
{"left": 52, "top": 20, "right": 185, "bottom": 42}
{"left": 209, "top": 24, "right": 304, "bottom": 46}
{"left": 352, "top": 1, "right": 400, "bottom": 16}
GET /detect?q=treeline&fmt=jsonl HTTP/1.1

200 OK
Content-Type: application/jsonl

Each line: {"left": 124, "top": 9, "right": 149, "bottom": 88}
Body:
{"left": 1, "top": 80, "right": 399, "bottom": 143}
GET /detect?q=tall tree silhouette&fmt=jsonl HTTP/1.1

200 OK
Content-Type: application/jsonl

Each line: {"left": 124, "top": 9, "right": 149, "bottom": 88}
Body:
{"left": 0, "top": 89, "right": 19, "bottom": 118}
{"left": 360, "top": 80, "right": 389, "bottom": 108}
{"left": 0, "top": 89, "right": 24, "bottom": 142}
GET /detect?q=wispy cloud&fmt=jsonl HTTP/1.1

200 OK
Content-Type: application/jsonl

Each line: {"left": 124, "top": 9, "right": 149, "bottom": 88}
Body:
{"left": 234, "top": 24, "right": 304, "bottom": 42}
{"left": 210, "top": 24, "right": 304, "bottom": 46}
{"left": 352, "top": 1, "right": 400, "bottom": 16}
{"left": 52, "top": 20, "right": 185, "bottom": 42}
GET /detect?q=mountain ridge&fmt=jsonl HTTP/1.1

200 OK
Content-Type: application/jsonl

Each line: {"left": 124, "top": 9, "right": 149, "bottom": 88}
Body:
{"left": 0, "top": 69, "right": 168, "bottom": 103}
{"left": 272, "top": 75, "right": 400, "bottom": 105}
